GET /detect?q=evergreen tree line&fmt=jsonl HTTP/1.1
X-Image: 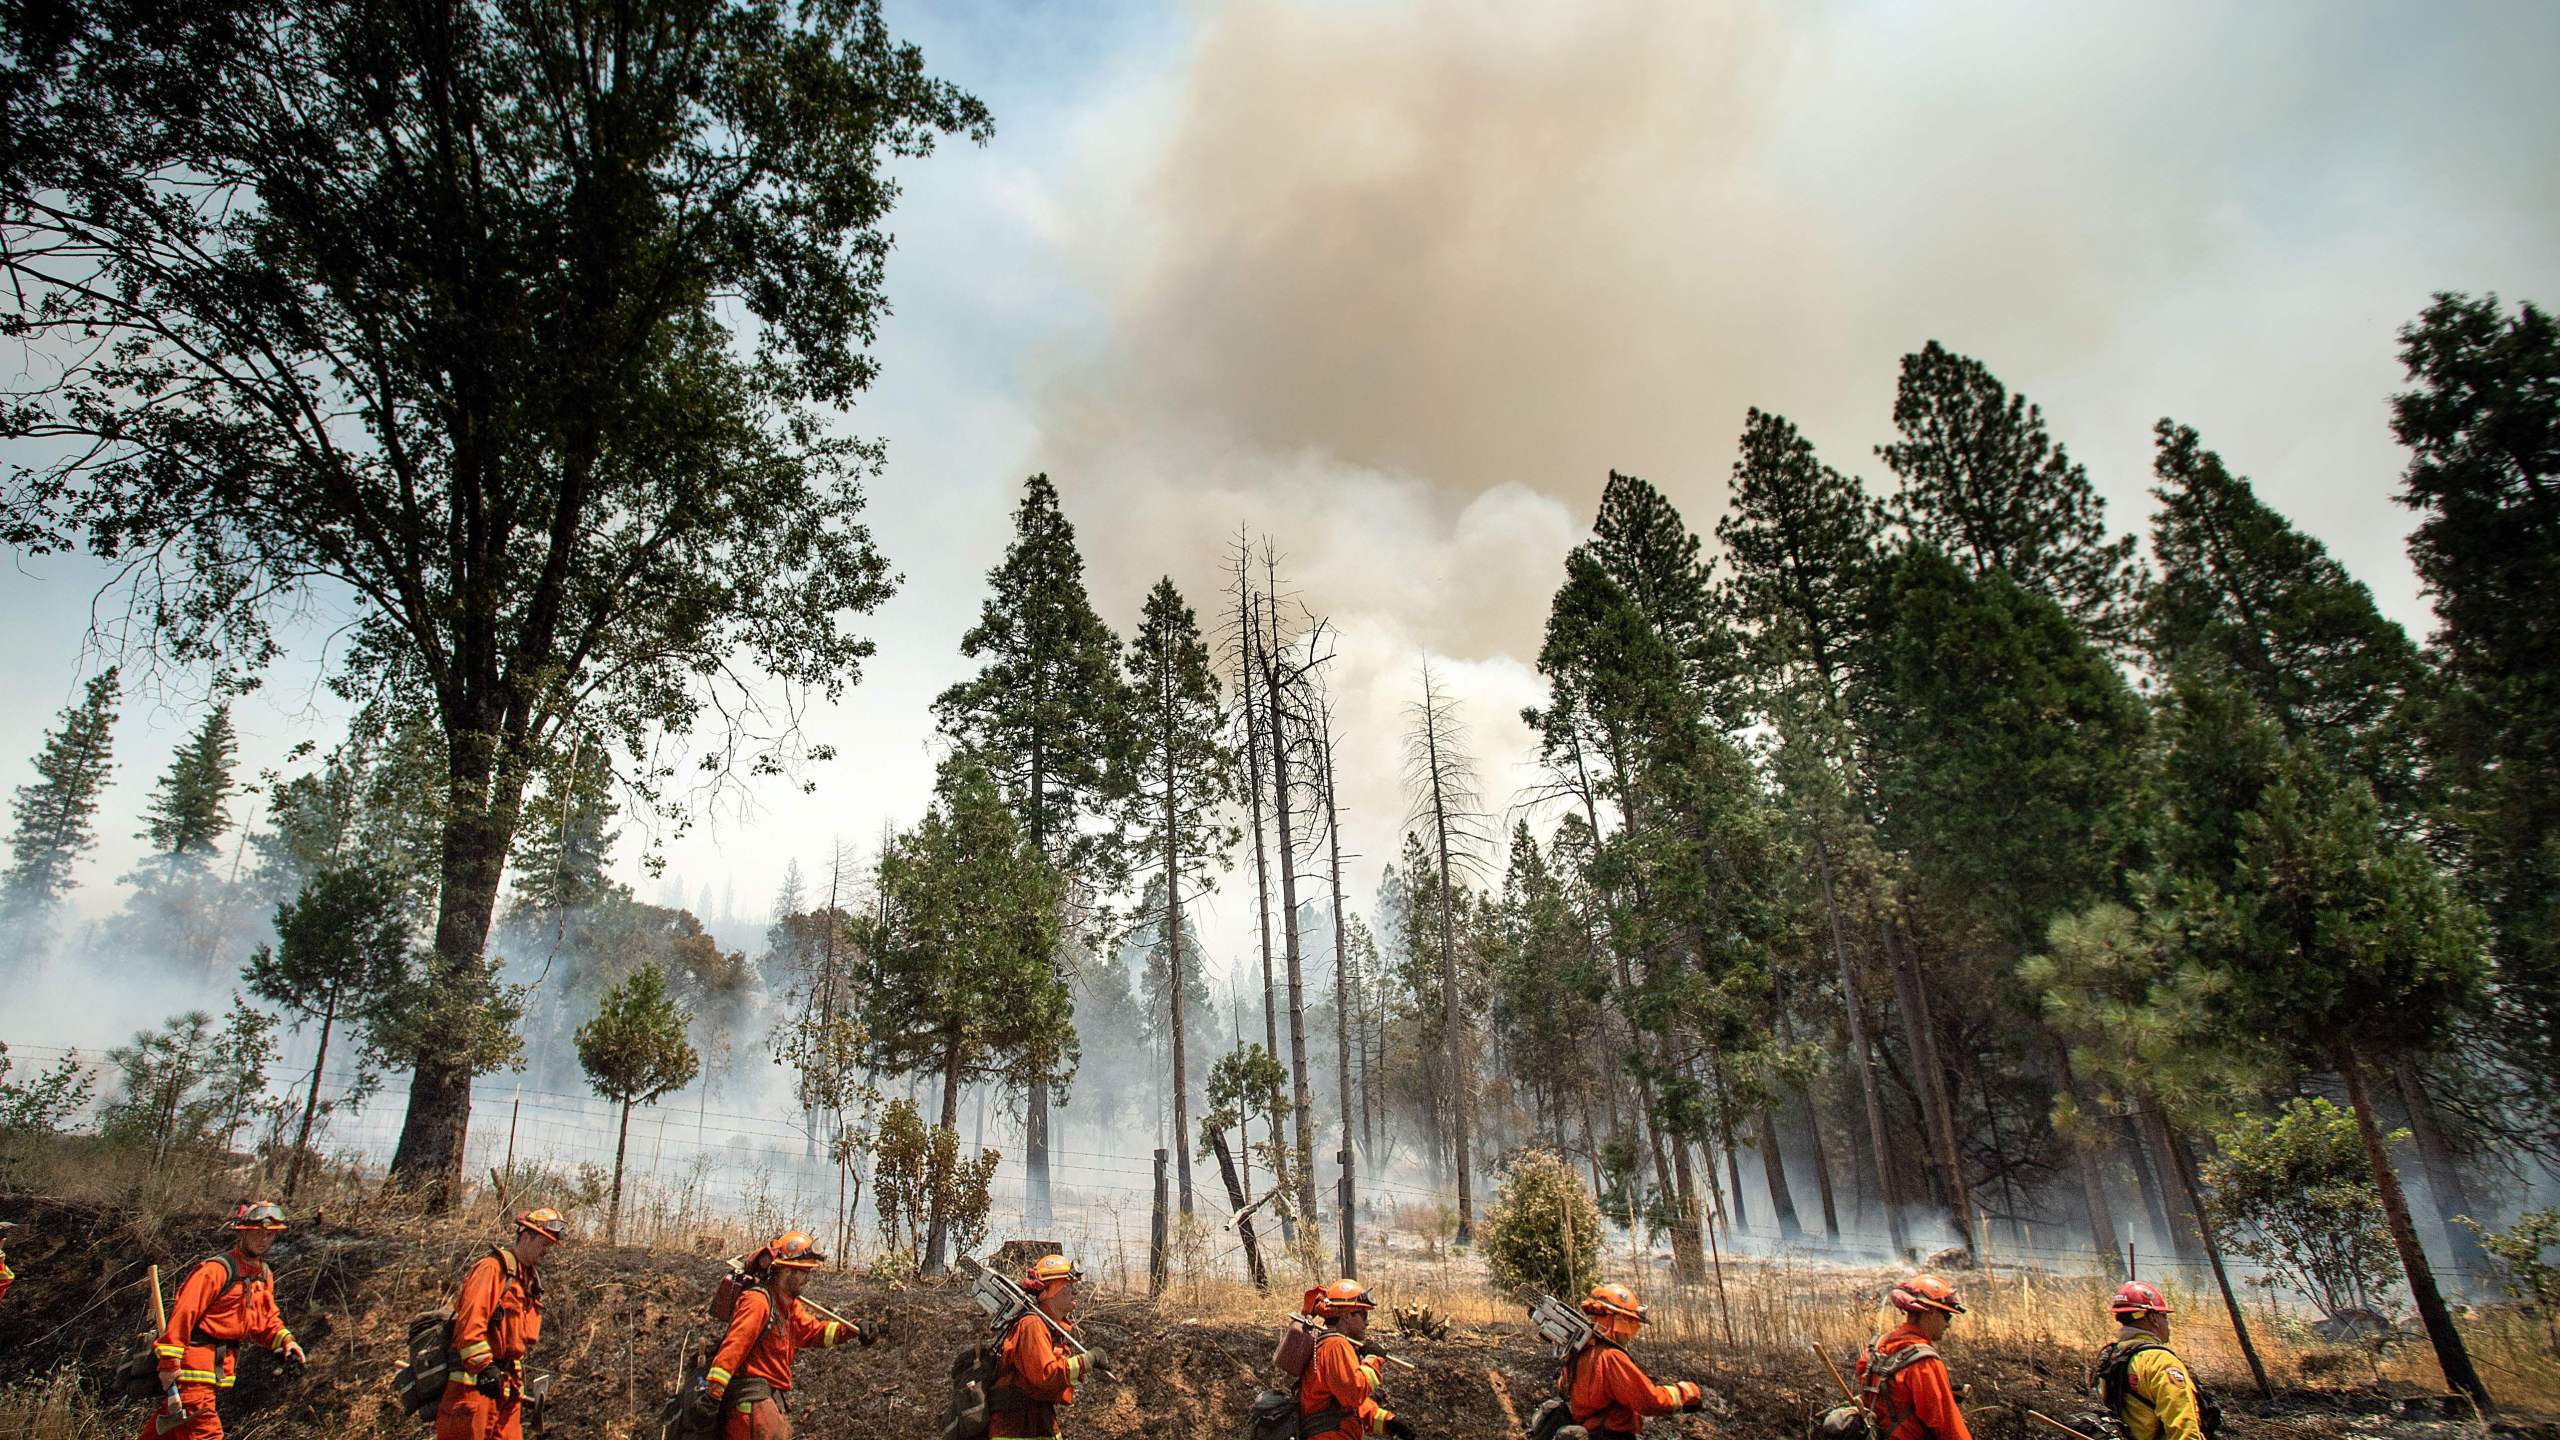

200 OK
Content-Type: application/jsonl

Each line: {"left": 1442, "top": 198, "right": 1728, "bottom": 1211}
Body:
{"left": 1341, "top": 297, "right": 2553, "bottom": 1410}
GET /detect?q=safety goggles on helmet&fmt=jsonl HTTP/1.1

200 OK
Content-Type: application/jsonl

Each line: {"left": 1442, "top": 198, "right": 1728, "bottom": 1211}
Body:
{"left": 766, "top": 1231, "right": 827, "bottom": 1269}
{"left": 232, "top": 1200, "right": 288, "bottom": 1231}
{"left": 2109, "top": 1280, "right": 2173, "bottom": 1317}
{"left": 1890, "top": 1274, "right": 1966, "bottom": 1316}
{"left": 1581, "top": 1282, "right": 1646, "bottom": 1323}
{"left": 518, "top": 1208, "right": 569, "bottom": 1244}
{"left": 1315, "top": 1279, "right": 1376, "bottom": 1315}
{"left": 1025, "top": 1254, "right": 1082, "bottom": 1292}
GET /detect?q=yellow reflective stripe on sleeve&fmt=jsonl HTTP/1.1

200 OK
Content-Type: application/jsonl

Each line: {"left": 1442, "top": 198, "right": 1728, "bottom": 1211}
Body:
{"left": 823, "top": 1321, "right": 843, "bottom": 1347}
{"left": 273, "top": 1329, "right": 296, "bottom": 1351}
{"left": 156, "top": 1344, "right": 186, "bottom": 1359}
{"left": 457, "top": 1341, "right": 493, "bottom": 1363}
{"left": 173, "top": 1369, "right": 221, "bottom": 1385}
{"left": 1065, "top": 1355, "right": 1084, "bottom": 1383}
{"left": 706, "top": 1366, "right": 733, "bottom": 1388}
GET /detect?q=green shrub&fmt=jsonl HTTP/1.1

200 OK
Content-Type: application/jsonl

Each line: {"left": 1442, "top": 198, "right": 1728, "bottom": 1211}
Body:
{"left": 1479, "top": 1148, "right": 1602, "bottom": 1302}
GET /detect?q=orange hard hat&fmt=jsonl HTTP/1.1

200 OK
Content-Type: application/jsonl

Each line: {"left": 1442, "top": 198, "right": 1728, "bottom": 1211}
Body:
{"left": 518, "top": 1208, "right": 569, "bottom": 1244}
{"left": 231, "top": 1200, "right": 287, "bottom": 1231}
{"left": 766, "top": 1231, "right": 827, "bottom": 1269}
{"left": 2110, "top": 1281, "right": 2173, "bottom": 1317}
{"left": 1890, "top": 1274, "right": 1966, "bottom": 1316}
{"left": 1581, "top": 1282, "right": 1646, "bottom": 1324}
{"left": 1312, "top": 1279, "right": 1377, "bottom": 1316}
{"left": 1024, "top": 1254, "right": 1082, "bottom": 1293}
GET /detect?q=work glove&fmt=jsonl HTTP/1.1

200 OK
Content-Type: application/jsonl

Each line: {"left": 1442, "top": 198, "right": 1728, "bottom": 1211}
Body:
{"left": 854, "top": 1319, "right": 879, "bottom": 1347}
{"left": 1383, "top": 1417, "right": 1417, "bottom": 1440}
{"left": 163, "top": 1384, "right": 187, "bottom": 1417}
{"left": 478, "top": 1370, "right": 508, "bottom": 1401}
{"left": 686, "top": 1385, "right": 722, "bottom": 1425}
{"left": 282, "top": 1338, "right": 308, "bottom": 1367}
{"left": 1680, "top": 1384, "right": 1707, "bottom": 1413}
{"left": 1077, "top": 1347, "right": 1108, "bottom": 1379}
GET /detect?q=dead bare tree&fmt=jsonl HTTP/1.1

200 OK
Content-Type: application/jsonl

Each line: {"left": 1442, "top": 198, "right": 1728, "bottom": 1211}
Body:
{"left": 1403, "top": 659, "right": 1496, "bottom": 1243}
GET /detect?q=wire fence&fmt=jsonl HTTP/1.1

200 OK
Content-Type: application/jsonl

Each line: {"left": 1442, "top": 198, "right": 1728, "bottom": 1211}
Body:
{"left": 1, "top": 1034, "right": 2532, "bottom": 1300}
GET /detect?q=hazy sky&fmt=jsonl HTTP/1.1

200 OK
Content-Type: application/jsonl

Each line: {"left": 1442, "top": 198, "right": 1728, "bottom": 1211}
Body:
{"left": 6, "top": 0, "right": 2557, "bottom": 1004}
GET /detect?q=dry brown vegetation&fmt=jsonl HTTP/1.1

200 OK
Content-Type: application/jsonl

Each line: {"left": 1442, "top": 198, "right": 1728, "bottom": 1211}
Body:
{"left": 2, "top": 1155, "right": 2554, "bottom": 1440}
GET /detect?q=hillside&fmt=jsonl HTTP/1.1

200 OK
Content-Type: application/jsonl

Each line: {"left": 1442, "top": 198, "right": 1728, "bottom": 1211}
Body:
{"left": 2, "top": 1192, "right": 2549, "bottom": 1440}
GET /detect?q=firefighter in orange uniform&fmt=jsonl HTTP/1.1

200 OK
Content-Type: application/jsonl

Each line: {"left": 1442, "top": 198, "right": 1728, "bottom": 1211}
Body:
{"left": 1563, "top": 1283, "right": 1707, "bottom": 1439}
{"left": 1856, "top": 1275, "right": 1973, "bottom": 1440}
{"left": 435, "top": 1208, "right": 567, "bottom": 1440}
{"left": 140, "top": 1200, "right": 306, "bottom": 1440}
{"left": 0, "top": 1220, "right": 16, "bottom": 1306}
{"left": 692, "top": 1231, "right": 866, "bottom": 1439}
{"left": 990, "top": 1254, "right": 1100, "bottom": 1439}
{"left": 1297, "top": 1279, "right": 1409, "bottom": 1440}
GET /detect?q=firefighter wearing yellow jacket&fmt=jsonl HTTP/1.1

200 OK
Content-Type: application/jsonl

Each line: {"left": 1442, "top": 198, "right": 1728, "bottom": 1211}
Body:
{"left": 2092, "top": 1282, "right": 2219, "bottom": 1440}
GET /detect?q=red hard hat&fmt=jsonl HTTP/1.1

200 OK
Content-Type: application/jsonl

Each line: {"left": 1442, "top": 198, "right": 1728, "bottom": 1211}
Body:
{"left": 1890, "top": 1274, "right": 1966, "bottom": 1316}
{"left": 2110, "top": 1281, "right": 2174, "bottom": 1317}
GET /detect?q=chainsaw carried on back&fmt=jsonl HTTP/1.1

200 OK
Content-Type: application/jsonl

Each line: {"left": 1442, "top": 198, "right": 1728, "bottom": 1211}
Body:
{"left": 956, "top": 1254, "right": 1094, "bottom": 1362}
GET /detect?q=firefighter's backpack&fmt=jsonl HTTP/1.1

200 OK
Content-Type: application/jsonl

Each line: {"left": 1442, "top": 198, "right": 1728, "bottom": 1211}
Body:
{"left": 1527, "top": 1395, "right": 1593, "bottom": 1440}
{"left": 939, "top": 1338, "right": 1006, "bottom": 1440}
{"left": 1809, "top": 1404, "right": 1868, "bottom": 1440}
{"left": 390, "top": 1246, "right": 521, "bottom": 1421}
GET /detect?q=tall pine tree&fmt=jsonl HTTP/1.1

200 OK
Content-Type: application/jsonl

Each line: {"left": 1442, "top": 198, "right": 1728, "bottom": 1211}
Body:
{"left": 1121, "top": 576, "right": 1239, "bottom": 1217}
{"left": 143, "top": 703, "right": 239, "bottom": 868}
{"left": 2148, "top": 669, "right": 2493, "bottom": 1410}
{"left": 1877, "top": 342, "right": 2140, "bottom": 647}
{"left": 2390, "top": 293, "right": 2560, "bottom": 1127}
{"left": 508, "top": 732, "right": 622, "bottom": 923}
{"left": 117, "top": 701, "right": 244, "bottom": 972}
{"left": 3, "top": 668, "right": 121, "bottom": 931}
{"left": 861, "top": 758, "right": 1067, "bottom": 1270}
{"left": 932, "top": 474, "right": 1132, "bottom": 1220}
{"left": 2147, "top": 420, "right": 2426, "bottom": 809}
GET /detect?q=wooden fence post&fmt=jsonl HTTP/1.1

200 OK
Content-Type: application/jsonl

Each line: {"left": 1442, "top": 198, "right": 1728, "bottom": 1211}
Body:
{"left": 1150, "top": 1147, "right": 1170, "bottom": 1297}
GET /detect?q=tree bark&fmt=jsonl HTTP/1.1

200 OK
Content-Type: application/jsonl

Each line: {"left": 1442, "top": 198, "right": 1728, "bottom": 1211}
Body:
{"left": 1321, "top": 717, "right": 1357, "bottom": 1202}
{"left": 608, "top": 1097, "right": 632, "bottom": 1246}
{"left": 2393, "top": 1055, "right": 2491, "bottom": 1290}
{"left": 1757, "top": 1107, "right": 1803, "bottom": 1239}
{"left": 1815, "top": 835, "right": 1909, "bottom": 1258}
{"left": 1884, "top": 915, "right": 1975, "bottom": 1256}
{"left": 1164, "top": 750, "right": 1195, "bottom": 1217}
{"left": 1208, "top": 1124, "right": 1269, "bottom": 1291}
{"left": 2165, "top": 1132, "right": 2272, "bottom": 1399}
{"left": 387, "top": 739, "right": 522, "bottom": 1208}
{"left": 284, "top": 987, "right": 339, "bottom": 1200}
{"left": 2137, "top": 1101, "right": 2209, "bottom": 1266}
{"left": 2047, "top": 1036, "right": 2121, "bottom": 1272}
{"left": 2338, "top": 1043, "right": 2493, "bottom": 1411}
{"left": 1262, "top": 634, "right": 1319, "bottom": 1224}
{"left": 2118, "top": 1111, "right": 2173, "bottom": 1250}
{"left": 1422, "top": 711, "right": 1473, "bottom": 1244}
{"left": 1774, "top": 1001, "right": 1839, "bottom": 1242}
{"left": 924, "top": 1031, "right": 967, "bottom": 1274}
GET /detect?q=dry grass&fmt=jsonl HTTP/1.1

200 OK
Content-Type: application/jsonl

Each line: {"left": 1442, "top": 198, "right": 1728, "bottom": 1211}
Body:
{"left": 0, "top": 1372, "right": 118, "bottom": 1440}
{"left": 1145, "top": 1232, "right": 2560, "bottom": 1416}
